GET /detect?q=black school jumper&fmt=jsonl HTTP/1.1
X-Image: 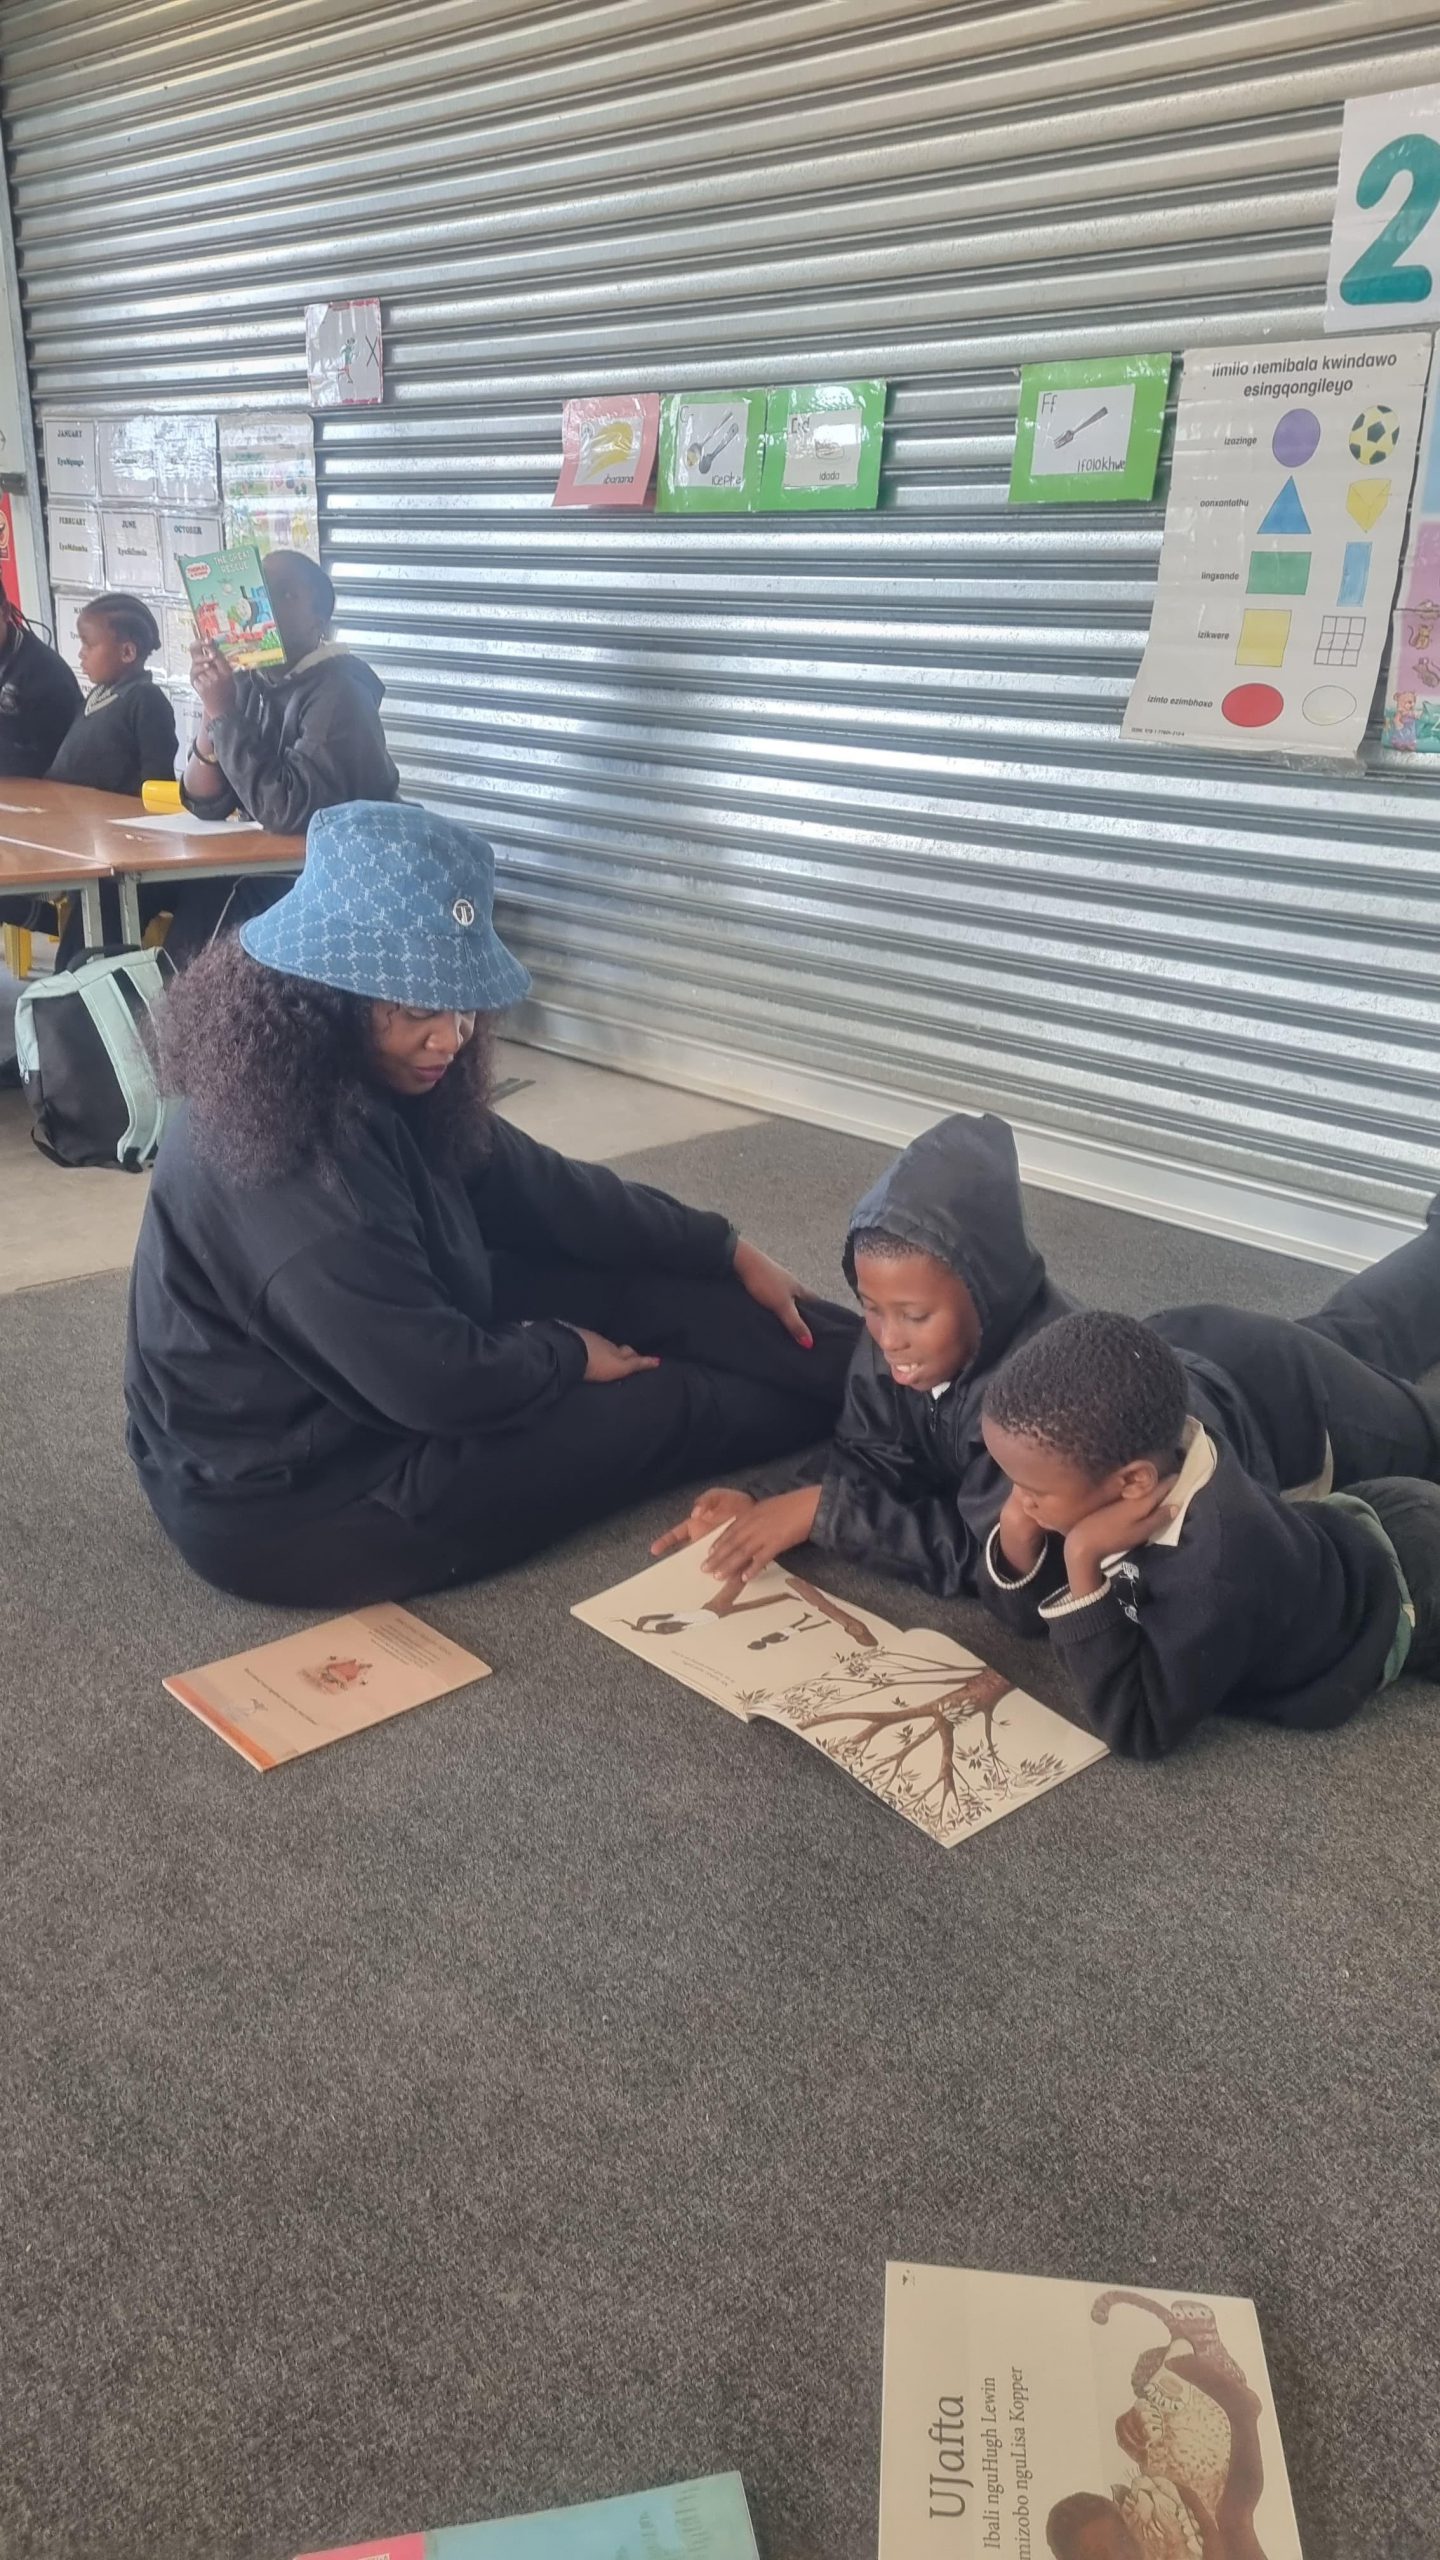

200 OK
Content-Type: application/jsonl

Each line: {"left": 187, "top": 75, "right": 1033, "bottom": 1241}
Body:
{"left": 47, "top": 673, "right": 178, "bottom": 797}
{"left": 981, "top": 1424, "right": 1409, "bottom": 1758}
{"left": 811, "top": 1113, "right": 1440, "bottom": 1598}
{"left": 125, "top": 1097, "right": 859, "bottom": 1606}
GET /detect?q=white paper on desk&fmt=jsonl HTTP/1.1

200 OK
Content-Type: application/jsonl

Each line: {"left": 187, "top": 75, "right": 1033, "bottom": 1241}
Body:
{"left": 111, "top": 812, "right": 264, "bottom": 836}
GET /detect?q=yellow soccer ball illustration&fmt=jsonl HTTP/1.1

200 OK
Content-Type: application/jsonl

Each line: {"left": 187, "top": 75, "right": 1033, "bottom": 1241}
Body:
{"left": 1349, "top": 404, "right": 1399, "bottom": 465}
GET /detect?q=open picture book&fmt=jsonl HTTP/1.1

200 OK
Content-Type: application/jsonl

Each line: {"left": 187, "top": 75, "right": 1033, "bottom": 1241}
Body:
{"left": 573, "top": 1536, "right": 1105, "bottom": 1847}
{"left": 879, "top": 2261, "right": 1304, "bottom": 2559}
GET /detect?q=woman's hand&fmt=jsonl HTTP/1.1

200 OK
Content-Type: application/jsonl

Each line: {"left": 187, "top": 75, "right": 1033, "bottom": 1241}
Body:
{"left": 732, "top": 1236, "right": 814, "bottom": 1348}
{"left": 996, "top": 1487, "right": 1049, "bottom": 1578}
{"left": 703, "top": 1484, "right": 820, "bottom": 1582}
{"left": 190, "top": 640, "right": 237, "bottom": 719}
{"left": 651, "top": 1487, "right": 753, "bottom": 1557}
{"left": 1063, "top": 1494, "right": 1174, "bottom": 1597}
{"left": 572, "top": 1326, "right": 661, "bottom": 1384}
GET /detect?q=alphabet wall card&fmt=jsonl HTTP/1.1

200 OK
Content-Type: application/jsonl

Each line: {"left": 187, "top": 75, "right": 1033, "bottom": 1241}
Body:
{"left": 46, "top": 504, "right": 104, "bottom": 590}
{"left": 1124, "top": 334, "right": 1431, "bottom": 758}
{"left": 878, "top": 2263, "right": 1305, "bottom": 2560}
{"left": 101, "top": 508, "right": 164, "bottom": 593}
{"left": 1382, "top": 359, "right": 1440, "bottom": 750}
{"left": 164, "top": 1604, "right": 491, "bottom": 1773}
{"left": 1009, "top": 352, "right": 1172, "bottom": 503}
{"left": 1326, "top": 85, "right": 1440, "bottom": 332}
{"left": 42, "top": 415, "right": 97, "bottom": 500}
{"left": 159, "top": 510, "right": 223, "bottom": 598}
{"left": 657, "top": 388, "right": 767, "bottom": 512}
{"left": 757, "top": 379, "right": 887, "bottom": 510}
{"left": 305, "top": 298, "right": 383, "bottom": 408}
{"left": 553, "top": 392, "right": 660, "bottom": 507}
{"left": 572, "top": 1536, "right": 1106, "bottom": 1848}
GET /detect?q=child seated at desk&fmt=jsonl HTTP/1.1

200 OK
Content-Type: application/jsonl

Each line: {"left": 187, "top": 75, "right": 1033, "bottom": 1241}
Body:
{"left": 47, "top": 592, "right": 178, "bottom": 797}
{"left": 978, "top": 1308, "right": 1440, "bottom": 1758}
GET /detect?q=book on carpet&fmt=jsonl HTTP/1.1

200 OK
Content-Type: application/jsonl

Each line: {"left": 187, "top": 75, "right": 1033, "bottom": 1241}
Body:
{"left": 179, "top": 539, "right": 284, "bottom": 668}
{"left": 164, "top": 1604, "right": 490, "bottom": 1772}
{"left": 293, "top": 2469, "right": 760, "bottom": 2557}
{"left": 879, "top": 2261, "right": 1305, "bottom": 2559}
{"left": 572, "top": 1536, "right": 1105, "bottom": 1848}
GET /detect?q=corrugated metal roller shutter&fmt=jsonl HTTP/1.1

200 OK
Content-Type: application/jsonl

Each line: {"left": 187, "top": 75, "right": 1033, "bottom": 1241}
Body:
{"left": 4, "top": 0, "right": 1439, "bottom": 1224}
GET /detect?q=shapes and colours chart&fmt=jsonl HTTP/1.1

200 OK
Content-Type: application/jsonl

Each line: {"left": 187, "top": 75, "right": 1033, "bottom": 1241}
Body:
{"left": 1124, "top": 333, "right": 1431, "bottom": 758}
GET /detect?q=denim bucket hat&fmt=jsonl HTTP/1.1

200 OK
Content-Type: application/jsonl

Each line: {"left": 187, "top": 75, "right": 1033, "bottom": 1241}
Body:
{"left": 239, "top": 800, "right": 531, "bottom": 1012}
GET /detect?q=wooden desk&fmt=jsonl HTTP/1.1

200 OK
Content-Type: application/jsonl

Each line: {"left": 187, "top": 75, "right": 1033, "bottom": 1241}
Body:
{"left": 0, "top": 781, "right": 304, "bottom": 946}
{"left": 0, "top": 790, "right": 116, "bottom": 946}
{"left": 103, "top": 814, "right": 304, "bottom": 944}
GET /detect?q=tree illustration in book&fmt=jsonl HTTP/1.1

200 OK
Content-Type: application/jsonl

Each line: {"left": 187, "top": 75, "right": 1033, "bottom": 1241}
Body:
{"left": 573, "top": 1542, "right": 1106, "bottom": 1846}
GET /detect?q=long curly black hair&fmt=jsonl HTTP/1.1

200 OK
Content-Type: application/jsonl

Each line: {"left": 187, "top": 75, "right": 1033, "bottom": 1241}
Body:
{"left": 155, "top": 936, "right": 497, "bottom": 1184}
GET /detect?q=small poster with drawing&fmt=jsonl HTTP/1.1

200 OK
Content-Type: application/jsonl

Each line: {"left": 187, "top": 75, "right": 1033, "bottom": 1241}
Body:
{"left": 305, "top": 299, "right": 383, "bottom": 408}
{"left": 879, "top": 2262, "right": 1304, "bottom": 2560}
{"left": 553, "top": 393, "right": 661, "bottom": 507}
{"left": 164, "top": 1604, "right": 491, "bottom": 1770}
{"left": 1009, "top": 353, "right": 1172, "bottom": 504}
{"left": 757, "top": 380, "right": 887, "bottom": 511}
{"left": 572, "top": 1536, "right": 1105, "bottom": 1847}
{"left": 657, "top": 389, "right": 767, "bottom": 512}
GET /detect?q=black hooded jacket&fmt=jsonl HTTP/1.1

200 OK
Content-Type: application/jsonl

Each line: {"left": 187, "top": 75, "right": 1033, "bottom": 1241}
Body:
{"left": 180, "top": 645, "right": 399, "bottom": 834}
{"left": 811, "top": 1115, "right": 1298, "bottom": 1596}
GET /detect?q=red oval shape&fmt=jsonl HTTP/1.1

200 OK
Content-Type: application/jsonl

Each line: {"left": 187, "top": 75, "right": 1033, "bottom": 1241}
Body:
{"left": 1221, "top": 682, "right": 1284, "bottom": 729}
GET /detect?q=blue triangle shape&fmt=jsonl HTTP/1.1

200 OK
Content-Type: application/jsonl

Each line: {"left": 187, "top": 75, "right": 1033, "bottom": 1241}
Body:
{"left": 1259, "top": 475, "right": 1310, "bottom": 535}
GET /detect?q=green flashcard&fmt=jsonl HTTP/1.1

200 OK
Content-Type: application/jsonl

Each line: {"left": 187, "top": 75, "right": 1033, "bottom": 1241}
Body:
{"left": 657, "top": 390, "right": 766, "bottom": 512}
{"left": 757, "top": 380, "right": 887, "bottom": 511}
{"left": 1009, "top": 353, "right": 1172, "bottom": 504}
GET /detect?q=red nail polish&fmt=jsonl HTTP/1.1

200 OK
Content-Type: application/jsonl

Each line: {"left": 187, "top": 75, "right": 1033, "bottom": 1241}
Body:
{"left": 800, "top": 1329, "right": 814, "bottom": 1349}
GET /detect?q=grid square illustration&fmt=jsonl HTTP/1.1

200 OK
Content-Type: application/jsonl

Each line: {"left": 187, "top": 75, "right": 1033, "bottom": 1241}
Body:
{"left": 1314, "top": 614, "right": 1366, "bottom": 667}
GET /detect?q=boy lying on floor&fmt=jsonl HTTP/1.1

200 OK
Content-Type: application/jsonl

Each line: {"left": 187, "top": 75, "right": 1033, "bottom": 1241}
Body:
{"left": 978, "top": 1309, "right": 1440, "bottom": 1758}
{"left": 656, "top": 1112, "right": 1440, "bottom": 1600}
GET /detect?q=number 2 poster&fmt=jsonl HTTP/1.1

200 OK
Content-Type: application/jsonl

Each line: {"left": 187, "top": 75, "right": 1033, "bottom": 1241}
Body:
{"left": 1124, "top": 333, "right": 1431, "bottom": 758}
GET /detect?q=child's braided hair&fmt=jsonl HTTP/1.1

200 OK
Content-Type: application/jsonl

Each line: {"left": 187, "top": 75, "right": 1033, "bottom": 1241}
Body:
{"left": 983, "top": 1308, "right": 1187, "bottom": 1478}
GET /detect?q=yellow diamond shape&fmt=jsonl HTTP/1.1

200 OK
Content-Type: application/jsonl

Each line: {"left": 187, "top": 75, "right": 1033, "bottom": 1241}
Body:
{"left": 1346, "top": 479, "right": 1390, "bottom": 532}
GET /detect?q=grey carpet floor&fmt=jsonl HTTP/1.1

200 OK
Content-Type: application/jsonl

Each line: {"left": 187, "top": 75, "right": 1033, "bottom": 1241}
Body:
{"left": 3, "top": 1116, "right": 1438, "bottom": 2560}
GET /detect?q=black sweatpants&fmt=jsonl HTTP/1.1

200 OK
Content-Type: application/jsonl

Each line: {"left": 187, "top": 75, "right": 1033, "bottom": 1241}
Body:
{"left": 1154, "top": 1216, "right": 1440, "bottom": 1489}
{"left": 172, "top": 1260, "right": 861, "bottom": 1608}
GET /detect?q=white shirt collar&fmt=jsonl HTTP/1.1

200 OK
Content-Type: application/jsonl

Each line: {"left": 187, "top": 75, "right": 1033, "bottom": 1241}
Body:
{"left": 1103, "top": 1416, "right": 1216, "bottom": 1565}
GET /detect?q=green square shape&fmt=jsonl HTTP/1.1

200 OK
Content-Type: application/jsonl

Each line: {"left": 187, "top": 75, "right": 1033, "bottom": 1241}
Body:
{"left": 1247, "top": 549, "right": 1312, "bottom": 595}
{"left": 1009, "top": 353, "right": 1172, "bottom": 504}
{"left": 757, "top": 379, "right": 887, "bottom": 511}
{"left": 657, "top": 390, "right": 766, "bottom": 512}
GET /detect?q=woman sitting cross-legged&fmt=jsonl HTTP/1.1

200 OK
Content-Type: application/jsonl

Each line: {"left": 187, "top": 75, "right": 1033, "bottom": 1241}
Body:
{"left": 125, "top": 799, "right": 858, "bottom": 1607}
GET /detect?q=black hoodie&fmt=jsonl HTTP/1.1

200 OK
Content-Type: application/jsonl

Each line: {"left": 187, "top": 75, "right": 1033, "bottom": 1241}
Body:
{"left": 180, "top": 644, "right": 399, "bottom": 834}
{"left": 0, "top": 622, "right": 82, "bottom": 777}
{"left": 811, "top": 1115, "right": 1297, "bottom": 1596}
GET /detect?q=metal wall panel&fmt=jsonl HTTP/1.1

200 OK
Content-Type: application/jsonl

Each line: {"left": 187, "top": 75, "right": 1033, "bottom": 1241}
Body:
{"left": 4, "top": 0, "right": 1439, "bottom": 1216}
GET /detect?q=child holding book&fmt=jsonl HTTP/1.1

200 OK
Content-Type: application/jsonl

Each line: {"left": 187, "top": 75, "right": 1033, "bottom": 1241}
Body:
{"left": 978, "top": 1308, "right": 1440, "bottom": 1758}
{"left": 656, "top": 1113, "right": 1440, "bottom": 1599}
{"left": 47, "top": 591, "right": 178, "bottom": 796}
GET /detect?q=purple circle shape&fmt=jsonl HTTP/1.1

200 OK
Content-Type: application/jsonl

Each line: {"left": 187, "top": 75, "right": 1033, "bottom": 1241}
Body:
{"left": 1272, "top": 408, "right": 1321, "bottom": 466}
